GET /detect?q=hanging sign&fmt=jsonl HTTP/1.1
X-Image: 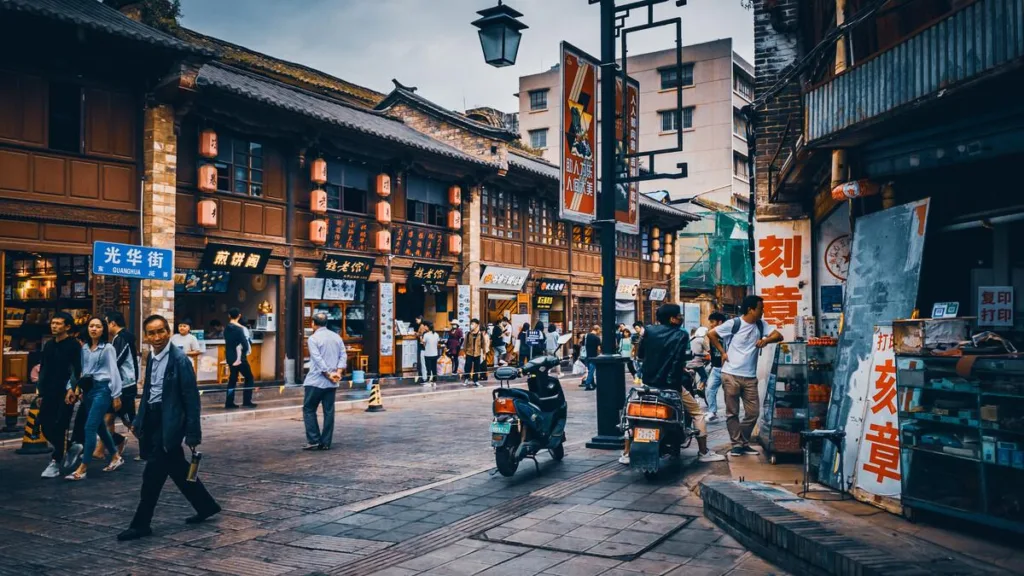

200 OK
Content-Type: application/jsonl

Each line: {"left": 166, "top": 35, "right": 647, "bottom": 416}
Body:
{"left": 408, "top": 263, "right": 452, "bottom": 285}
{"left": 978, "top": 287, "right": 1013, "bottom": 327}
{"left": 649, "top": 288, "right": 667, "bottom": 302}
{"left": 614, "top": 74, "right": 640, "bottom": 234}
{"left": 480, "top": 266, "right": 530, "bottom": 291}
{"left": 319, "top": 254, "right": 374, "bottom": 280}
{"left": 535, "top": 278, "right": 567, "bottom": 295}
{"left": 380, "top": 282, "right": 395, "bottom": 356}
{"left": 93, "top": 241, "right": 173, "bottom": 280}
{"left": 615, "top": 278, "right": 640, "bottom": 300}
{"left": 559, "top": 42, "right": 599, "bottom": 224}
{"left": 852, "top": 325, "right": 902, "bottom": 510}
{"left": 198, "top": 243, "right": 271, "bottom": 274}
{"left": 457, "top": 285, "right": 471, "bottom": 328}
{"left": 327, "top": 216, "right": 370, "bottom": 252}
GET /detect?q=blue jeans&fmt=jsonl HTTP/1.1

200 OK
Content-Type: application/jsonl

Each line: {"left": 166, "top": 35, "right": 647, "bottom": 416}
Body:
{"left": 584, "top": 361, "right": 598, "bottom": 389}
{"left": 82, "top": 385, "right": 117, "bottom": 465}
{"left": 707, "top": 367, "right": 723, "bottom": 415}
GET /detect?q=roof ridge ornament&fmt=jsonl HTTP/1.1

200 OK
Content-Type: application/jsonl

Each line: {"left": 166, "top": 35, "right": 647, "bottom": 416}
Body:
{"left": 391, "top": 79, "right": 417, "bottom": 93}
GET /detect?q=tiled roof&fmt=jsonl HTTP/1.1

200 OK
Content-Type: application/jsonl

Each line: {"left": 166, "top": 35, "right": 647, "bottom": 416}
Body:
{"left": 195, "top": 63, "right": 494, "bottom": 168}
{"left": 175, "top": 27, "right": 384, "bottom": 108}
{"left": 508, "top": 150, "right": 559, "bottom": 180}
{"left": 641, "top": 194, "right": 701, "bottom": 222}
{"left": 377, "top": 82, "right": 519, "bottom": 142}
{"left": 0, "top": 0, "right": 211, "bottom": 56}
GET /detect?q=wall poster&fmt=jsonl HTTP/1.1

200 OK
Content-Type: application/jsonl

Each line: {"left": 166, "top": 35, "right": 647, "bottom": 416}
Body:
{"left": 457, "top": 285, "right": 471, "bottom": 328}
{"left": 560, "top": 42, "right": 599, "bottom": 224}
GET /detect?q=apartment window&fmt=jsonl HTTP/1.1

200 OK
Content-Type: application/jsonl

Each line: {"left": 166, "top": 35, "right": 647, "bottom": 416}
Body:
{"left": 527, "top": 198, "right": 567, "bottom": 246}
{"left": 734, "top": 74, "right": 754, "bottom": 101}
{"left": 48, "top": 82, "right": 82, "bottom": 153}
{"left": 659, "top": 107, "right": 694, "bottom": 132}
{"left": 481, "top": 187, "right": 522, "bottom": 240}
{"left": 659, "top": 63, "right": 694, "bottom": 90}
{"left": 616, "top": 232, "right": 640, "bottom": 260}
{"left": 528, "top": 89, "right": 548, "bottom": 111}
{"left": 573, "top": 225, "right": 600, "bottom": 253}
{"left": 406, "top": 175, "right": 447, "bottom": 227}
{"left": 215, "top": 137, "right": 263, "bottom": 196}
{"left": 529, "top": 128, "right": 548, "bottom": 149}
{"left": 734, "top": 153, "right": 750, "bottom": 180}
{"left": 325, "top": 160, "right": 369, "bottom": 214}
{"left": 733, "top": 110, "right": 749, "bottom": 137}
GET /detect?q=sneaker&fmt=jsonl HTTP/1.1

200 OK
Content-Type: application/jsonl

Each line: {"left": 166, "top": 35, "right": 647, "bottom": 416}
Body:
{"left": 698, "top": 450, "right": 727, "bottom": 463}
{"left": 422, "top": 382, "right": 433, "bottom": 388}
{"left": 474, "top": 382, "right": 482, "bottom": 388}
{"left": 738, "top": 446, "right": 760, "bottom": 456}
{"left": 706, "top": 414, "right": 718, "bottom": 423}
{"left": 618, "top": 453, "right": 630, "bottom": 465}
{"left": 41, "top": 460, "right": 60, "bottom": 479}
{"left": 729, "top": 447, "right": 746, "bottom": 457}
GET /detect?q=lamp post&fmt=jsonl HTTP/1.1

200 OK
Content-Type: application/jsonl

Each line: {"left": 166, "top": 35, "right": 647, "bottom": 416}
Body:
{"left": 471, "top": 0, "right": 528, "bottom": 68}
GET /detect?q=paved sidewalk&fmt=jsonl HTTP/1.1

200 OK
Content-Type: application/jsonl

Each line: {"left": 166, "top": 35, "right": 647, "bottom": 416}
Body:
{"left": 0, "top": 385, "right": 786, "bottom": 575}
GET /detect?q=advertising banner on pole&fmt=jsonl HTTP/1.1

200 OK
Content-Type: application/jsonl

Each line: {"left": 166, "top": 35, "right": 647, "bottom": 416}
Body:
{"left": 560, "top": 42, "right": 599, "bottom": 224}
{"left": 614, "top": 74, "right": 640, "bottom": 233}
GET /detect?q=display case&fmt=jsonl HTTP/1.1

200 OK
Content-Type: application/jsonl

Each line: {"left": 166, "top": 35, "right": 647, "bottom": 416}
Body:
{"left": 759, "top": 342, "right": 836, "bottom": 464}
{"left": 895, "top": 354, "right": 1024, "bottom": 534}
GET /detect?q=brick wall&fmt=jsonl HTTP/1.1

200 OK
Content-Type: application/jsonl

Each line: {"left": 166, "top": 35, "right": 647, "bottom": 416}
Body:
{"left": 141, "top": 104, "right": 177, "bottom": 339}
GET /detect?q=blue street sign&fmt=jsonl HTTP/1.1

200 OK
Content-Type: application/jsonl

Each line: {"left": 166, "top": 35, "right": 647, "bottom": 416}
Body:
{"left": 92, "top": 241, "right": 174, "bottom": 280}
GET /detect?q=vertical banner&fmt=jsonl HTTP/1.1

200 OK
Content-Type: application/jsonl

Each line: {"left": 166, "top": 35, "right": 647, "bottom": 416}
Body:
{"left": 753, "top": 219, "right": 813, "bottom": 341}
{"left": 560, "top": 42, "right": 599, "bottom": 224}
{"left": 379, "top": 283, "right": 394, "bottom": 357}
{"left": 614, "top": 74, "right": 640, "bottom": 233}
{"left": 457, "top": 285, "right": 471, "bottom": 328}
{"left": 852, "top": 325, "right": 902, "bottom": 510}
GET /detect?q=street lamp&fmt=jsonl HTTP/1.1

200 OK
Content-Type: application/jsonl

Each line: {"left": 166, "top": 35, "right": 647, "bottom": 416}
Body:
{"left": 471, "top": 0, "right": 528, "bottom": 68}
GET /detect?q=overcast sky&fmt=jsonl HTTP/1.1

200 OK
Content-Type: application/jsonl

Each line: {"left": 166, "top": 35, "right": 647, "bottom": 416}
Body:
{"left": 179, "top": 0, "right": 753, "bottom": 112}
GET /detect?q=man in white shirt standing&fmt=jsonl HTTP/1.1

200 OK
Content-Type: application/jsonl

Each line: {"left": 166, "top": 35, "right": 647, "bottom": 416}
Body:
{"left": 303, "top": 312, "right": 346, "bottom": 451}
{"left": 709, "top": 296, "right": 783, "bottom": 457}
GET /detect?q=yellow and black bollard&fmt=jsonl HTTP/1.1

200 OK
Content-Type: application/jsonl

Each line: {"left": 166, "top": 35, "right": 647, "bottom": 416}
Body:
{"left": 365, "top": 380, "right": 385, "bottom": 413}
{"left": 15, "top": 397, "right": 51, "bottom": 455}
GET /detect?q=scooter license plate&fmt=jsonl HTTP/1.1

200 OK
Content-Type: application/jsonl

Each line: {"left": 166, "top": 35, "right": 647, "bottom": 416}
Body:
{"left": 490, "top": 421, "right": 512, "bottom": 434}
{"left": 633, "top": 428, "right": 659, "bottom": 442}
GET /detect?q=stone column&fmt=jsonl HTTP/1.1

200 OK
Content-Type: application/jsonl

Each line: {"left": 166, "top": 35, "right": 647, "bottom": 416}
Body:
{"left": 462, "top": 185, "right": 483, "bottom": 320}
{"left": 141, "top": 103, "right": 177, "bottom": 330}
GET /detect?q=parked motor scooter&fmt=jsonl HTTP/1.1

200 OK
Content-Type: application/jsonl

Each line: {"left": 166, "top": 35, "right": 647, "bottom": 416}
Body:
{"left": 490, "top": 355, "right": 567, "bottom": 477}
{"left": 620, "top": 385, "right": 699, "bottom": 479}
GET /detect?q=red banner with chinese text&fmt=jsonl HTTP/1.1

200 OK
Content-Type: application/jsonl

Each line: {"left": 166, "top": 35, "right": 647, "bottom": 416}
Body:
{"left": 753, "top": 219, "right": 812, "bottom": 340}
{"left": 853, "top": 325, "right": 902, "bottom": 500}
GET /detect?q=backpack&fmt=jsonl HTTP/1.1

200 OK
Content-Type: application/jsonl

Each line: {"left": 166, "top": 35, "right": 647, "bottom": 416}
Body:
{"left": 490, "top": 325, "right": 504, "bottom": 347}
{"left": 718, "top": 318, "right": 766, "bottom": 363}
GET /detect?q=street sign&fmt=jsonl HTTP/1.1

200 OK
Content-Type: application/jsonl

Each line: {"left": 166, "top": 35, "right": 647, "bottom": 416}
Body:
{"left": 92, "top": 241, "right": 173, "bottom": 280}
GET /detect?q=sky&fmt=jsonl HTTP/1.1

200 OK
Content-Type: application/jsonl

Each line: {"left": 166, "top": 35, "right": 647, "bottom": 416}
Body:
{"left": 179, "top": 0, "right": 753, "bottom": 112}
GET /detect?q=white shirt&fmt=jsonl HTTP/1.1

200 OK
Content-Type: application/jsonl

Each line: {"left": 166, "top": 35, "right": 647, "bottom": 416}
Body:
{"left": 170, "top": 333, "right": 201, "bottom": 354}
{"left": 714, "top": 317, "right": 771, "bottom": 378}
{"left": 422, "top": 332, "right": 440, "bottom": 357}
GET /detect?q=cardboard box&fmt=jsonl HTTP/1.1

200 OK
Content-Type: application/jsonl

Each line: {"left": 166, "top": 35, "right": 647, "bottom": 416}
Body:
{"left": 980, "top": 405, "right": 999, "bottom": 422}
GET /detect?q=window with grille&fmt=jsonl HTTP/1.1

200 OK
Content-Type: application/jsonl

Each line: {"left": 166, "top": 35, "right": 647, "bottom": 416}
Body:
{"left": 616, "top": 232, "right": 640, "bottom": 259}
{"left": 734, "top": 73, "right": 754, "bottom": 101}
{"left": 527, "top": 198, "right": 567, "bottom": 246}
{"left": 406, "top": 175, "right": 447, "bottom": 227}
{"left": 215, "top": 137, "right": 263, "bottom": 196}
{"left": 659, "top": 63, "right": 694, "bottom": 89}
{"left": 325, "top": 160, "right": 370, "bottom": 214}
{"left": 529, "top": 128, "right": 548, "bottom": 149}
{"left": 481, "top": 187, "right": 522, "bottom": 240}
{"left": 572, "top": 225, "right": 600, "bottom": 253}
{"left": 528, "top": 89, "right": 548, "bottom": 111}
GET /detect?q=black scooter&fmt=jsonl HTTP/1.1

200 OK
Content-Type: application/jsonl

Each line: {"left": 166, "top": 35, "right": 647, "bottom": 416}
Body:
{"left": 490, "top": 356, "right": 567, "bottom": 477}
{"left": 621, "top": 385, "right": 699, "bottom": 479}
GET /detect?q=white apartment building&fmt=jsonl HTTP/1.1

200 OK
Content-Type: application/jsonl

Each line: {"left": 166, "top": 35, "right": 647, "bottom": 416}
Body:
{"left": 517, "top": 38, "right": 753, "bottom": 208}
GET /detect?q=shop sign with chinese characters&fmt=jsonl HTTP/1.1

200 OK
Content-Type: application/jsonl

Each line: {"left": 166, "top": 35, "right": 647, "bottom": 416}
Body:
{"left": 199, "top": 243, "right": 272, "bottom": 274}
{"left": 327, "top": 216, "right": 370, "bottom": 252}
{"left": 615, "top": 278, "right": 640, "bottom": 300}
{"left": 408, "top": 263, "right": 452, "bottom": 285}
{"left": 535, "top": 296, "right": 556, "bottom": 310}
{"left": 480, "top": 266, "right": 530, "bottom": 291}
{"left": 853, "top": 325, "right": 902, "bottom": 503}
{"left": 93, "top": 241, "right": 173, "bottom": 280}
{"left": 535, "top": 278, "right": 567, "bottom": 295}
{"left": 319, "top": 255, "right": 375, "bottom": 281}
{"left": 649, "top": 288, "right": 667, "bottom": 302}
{"left": 754, "top": 219, "right": 812, "bottom": 340}
{"left": 978, "top": 286, "right": 1013, "bottom": 327}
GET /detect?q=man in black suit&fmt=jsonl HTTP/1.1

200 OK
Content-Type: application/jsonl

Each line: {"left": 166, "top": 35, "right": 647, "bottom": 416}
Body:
{"left": 118, "top": 314, "right": 220, "bottom": 541}
{"left": 224, "top": 307, "right": 256, "bottom": 409}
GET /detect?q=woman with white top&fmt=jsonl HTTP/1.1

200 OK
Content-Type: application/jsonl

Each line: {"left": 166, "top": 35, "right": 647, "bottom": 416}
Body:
{"left": 65, "top": 316, "right": 124, "bottom": 480}
{"left": 421, "top": 322, "right": 440, "bottom": 386}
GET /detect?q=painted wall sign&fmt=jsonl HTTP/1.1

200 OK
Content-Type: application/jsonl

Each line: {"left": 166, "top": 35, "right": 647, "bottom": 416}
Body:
{"left": 198, "top": 243, "right": 271, "bottom": 274}
{"left": 852, "top": 325, "right": 902, "bottom": 505}
{"left": 614, "top": 74, "right": 640, "bottom": 234}
{"left": 93, "top": 241, "right": 173, "bottom": 280}
{"left": 978, "top": 286, "right": 1013, "bottom": 327}
{"left": 559, "top": 42, "right": 599, "bottom": 224}
{"left": 407, "top": 263, "right": 452, "bottom": 286}
{"left": 615, "top": 278, "right": 640, "bottom": 300}
{"left": 754, "top": 219, "right": 813, "bottom": 341}
{"left": 480, "top": 266, "right": 530, "bottom": 291}
{"left": 319, "top": 254, "right": 375, "bottom": 280}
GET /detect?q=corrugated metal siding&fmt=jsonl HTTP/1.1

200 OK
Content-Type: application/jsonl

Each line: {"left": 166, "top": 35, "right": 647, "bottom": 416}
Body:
{"left": 805, "top": 0, "right": 1024, "bottom": 142}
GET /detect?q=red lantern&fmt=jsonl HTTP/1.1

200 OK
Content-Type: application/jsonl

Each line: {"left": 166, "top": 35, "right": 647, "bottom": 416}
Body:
{"left": 375, "top": 173, "right": 391, "bottom": 197}
{"left": 653, "top": 261, "right": 661, "bottom": 274}
{"left": 375, "top": 200, "right": 392, "bottom": 224}
{"left": 198, "top": 164, "right": 218, "bottom": 193}
{"left": 310, "top": 189, "right": 328, "bottom": 214}
{"left": 311, "top": 158, "right": 327, "bottom": 185}
{"left": 447, "top": 209, "right": 462, "bottom": 230}
{"left": 199, "top": 129, "right": 218, "bottom": 159}
{"left": 832, "top": 179, "right": 881, "bottom": 201}
{"left": 448, "top": 185, "right": 462, "bottom": 206}
{"left": 310, "top": 219, "right": 328, "bottom": 245}
{"left": 197, "top": 199, "right": 217, "bottom": 227}
{"left": 652, "top": 238, "right": 661, "bottom": 252}
{"left": 375, "top": 229, "right": 392, "bottom": 253}
{"left": 448, "top": 234, "right": 462, "bottom": 255}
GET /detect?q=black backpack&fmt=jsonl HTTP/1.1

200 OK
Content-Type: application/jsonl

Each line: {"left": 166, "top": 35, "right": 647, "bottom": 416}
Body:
{"left": 490, "top": 325, "right": 504, "bottom": 347}
{"left": 711, "top": 318, "right": 765, "bottom": 367}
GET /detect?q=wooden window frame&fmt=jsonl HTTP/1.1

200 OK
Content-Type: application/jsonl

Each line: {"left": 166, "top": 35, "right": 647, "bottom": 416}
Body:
{"left": 481, "top": 187, "right": 522, "bottom": 241}
{"left": 215, "top": 136, "right": 264, "bottom": 197}
{"left": 527, "top": 197, "right": 567, "bottom": 247}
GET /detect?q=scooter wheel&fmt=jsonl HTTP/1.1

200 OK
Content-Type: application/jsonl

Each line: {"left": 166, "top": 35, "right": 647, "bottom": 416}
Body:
{"left": 495, "top": 448, "right": 519, "bottom": 477}
{"left": 550, "top": 442, "right": 565, "bottom": 462}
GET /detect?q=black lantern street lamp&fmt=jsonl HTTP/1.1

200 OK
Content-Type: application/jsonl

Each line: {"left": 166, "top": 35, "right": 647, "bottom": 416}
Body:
{"left": 471, "top": 0, "right": 528, "bottom": 68}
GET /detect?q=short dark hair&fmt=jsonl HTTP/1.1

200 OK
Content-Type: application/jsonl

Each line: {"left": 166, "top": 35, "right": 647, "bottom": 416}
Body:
{"left": 179, "top": 318, "right": 193, "bottom": 327}
{"left": 709, "top": 312, "right": 728, "bottom": 323}
{"left": 632, "top": 321, "right": 643, "bottom": 329}
{"left": 143, "top": 314, "right": 170, "bottom": 334}
{"left": 312, "top": 312, "right": 329, "bottom": 327}
{"left": 106, "top": 311, "right": 127, "bottom": 328}
{"left": 656, "top": 303, "right": 682, "bottom": 325}
{"left": 228, "top": 307, "right": 241, "bottom": 320}
{"left": 471, "top": 318, "right": 480, "bottom": 325}
{"left": 52, "top": 311, "right": 74, "bottom": 328}
{"left": 740, "top": 295, "right": 764, "bottom": 315}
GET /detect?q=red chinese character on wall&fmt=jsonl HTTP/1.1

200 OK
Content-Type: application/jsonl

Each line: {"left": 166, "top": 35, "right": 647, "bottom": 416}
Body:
{"left": 861, "top": 421, "right": 901, "bottom": 483}
{"left": 876, "top": 331, "right": 893, "bottom": 352}
{"left": 871, "top": 358, "right": 897, "bottom": 415}
{"left": 761, "top": 285, "right": 801, "bottom": 327}
{"left": 758, "top": 235, "right": 803, "bottom": 278}
{"left": 982, "top": 291, "right": 995, "bottom": 305}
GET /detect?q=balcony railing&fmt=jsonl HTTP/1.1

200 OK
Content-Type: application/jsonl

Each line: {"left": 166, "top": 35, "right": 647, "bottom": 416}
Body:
{"left": 805, "top": 0, "right": 1024, "bottom": 143}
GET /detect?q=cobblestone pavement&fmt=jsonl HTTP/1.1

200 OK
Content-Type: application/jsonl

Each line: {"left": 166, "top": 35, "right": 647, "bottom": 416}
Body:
{"left": 0, "top": 381, "right": 787, "bottom": 576}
